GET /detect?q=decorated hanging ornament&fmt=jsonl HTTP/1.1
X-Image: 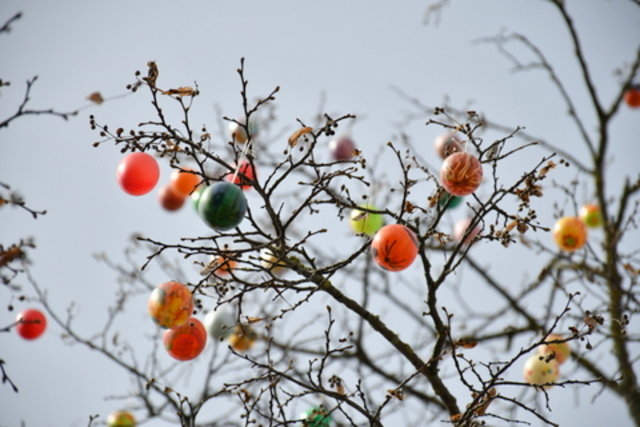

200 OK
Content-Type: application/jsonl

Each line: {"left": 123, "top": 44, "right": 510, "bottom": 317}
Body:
{"left": 434, "top": 132, "right": 463, "bottom": 159}
{"left": 349, "top": 204, "right": 384, "bottom": 236}
{"left": 106, "top": 411, "right": 136, "bottom": 427}
{"left": 328, "top": 136, "right": 356, "bottom": 161}
{"left": 147, "top": 281, "right": 194, "bottom": 329}
{"left": 201, "top": 253, "right": 237, "bottom": 277}
{"left": 203, "top": 306, "right": 236, "bottom": 341}
{"left": 198, "top": 182, "right": 248, "bottom": 231}
{"left": 191, "top": 185, "right": 205, "bottom": 212}
{"left": 453, "top": 217, "right": 481, "bottom": 245}
{"left": 552, "top": 216, "right": 587, "bottom": 251}
{"left": 229, "top": 119, "right": 257, "bottom": 144}
{"left": 537, "top": 334, "right": 571, "bottom": 364}
{"left": 116, "top": 152, "right": 160, "bottom": 196}
{"left": 15, "top": 308, "right": 47, "bottom": 340}
{"left": 228, "top": 325, "right": 257, "bottom": 352}
{"left": 438, "top": 191, "right": 463, "bottom": 210}
{"left": 370, "top": 224, "right": 419, "bottom": 272}
{"left": 523, "top": 355, "right": 559, "bottom": 387}
{"left": 158, "top": 184, "right": 186, "bottom": 211}
{"left": 163, "top": 317, "right": 207, "bottom": 361}
{"left": 439, "top": 152, "right": 483, "bottom": 197}
{"left": 300, "top": 405, "right": 333, "bottom": 427}
{"left": 169, "top": 168, "right": 201, "bottom": 197}
{"left": 579, "top": 204, "right": 603, "bottom": 228}
{"left": 260, "top": 247, "right": 287, "bottom": 275}
{"left": 624, "top": 86, "right": 640, "bottom": 108}
{"left": 225, "top": 160, "right": 257, "bottom": 190}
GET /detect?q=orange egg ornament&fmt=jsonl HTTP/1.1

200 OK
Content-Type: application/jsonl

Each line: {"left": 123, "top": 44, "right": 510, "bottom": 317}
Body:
{"left": 439, "top": 152, "right": 483, "bottom": 196}
{"left": 370, "top": 224, "right": 419, "bottom": 271}
{"left": 169, "top": 168, "right": 201, "bottom": 197}
{"left": 148, "top": 281, "right": 194, "bottom": 329}
{"left": 163, "top": 317, "right": 207, "bottom": 361}
{"left": 552, "top": 216, "right": 587, "bottom": 251}
{"left": 228, "top": 325, "right": 257, "bottom": 352}
{"left": 538, "top": 334, "right": 571, "bottom": 364}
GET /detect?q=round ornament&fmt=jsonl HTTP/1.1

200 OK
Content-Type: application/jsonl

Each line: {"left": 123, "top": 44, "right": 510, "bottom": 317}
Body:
{"left": 370, "top": 224, "right": 419, "bottom": 272}
{"left": 328, "top": 136, "right": 356, "bottom": 161}
{"left": 299, "top": 405, "right": 332, "bottom": 427}
{"left": 201, "top": 254, "right": 237, "bottom": 277}
{"left": 349, "top": 204, "right": 384, "bottom": 236}
{"left": 204, "top": 306, "right": 236, "bottom": 341}
{"left": 260, "top": 248, "right": 287, "bottom": 275}
{"left": 15, "top": 309, "right": 46, "bottom": 340}
{"left": 439, "top": 152, "right": 483, "bottom": 197}
{"left": 198, "top": 182, "right": 248, "bottom": 231}
{"left": 163, "top": 317, "right": 207, "bottom": 361}
{"left": 225, "top": 160, "right": 257, "bottom": 190}
{"left": 169, "top": 168, "right": 201, "bottom": 197}
{"left": 579, "top": 204, "right": 603, "bottom": 228}
{"left": 538, "top": 334, "right": 571, "bottom": 364}
{"left": 158, "top": 184, "right": 186, "bottom": 211}
{"left": 228, "top": 325, "right": 257, "bottom": 352}
{"left": 438, "top": 192, "right": 463, "bottom": 210}
{"left": 191, "top": 185, "right": 205, "bottom": 212}
{"left": 624, "top": 86, "right": 640, "bottom": 108}
{"left": 434, "top": 132, "right": 463, "bottom": 159}
{"left": 147, "top": 281, "right": 194, "bottom": 329}
{"left": 453, "top": 217, "right": 481, "bottom": 245}
{"left": 106, "top": 411, "right": 136, "bottom": 427}
{"left": 552, "top": 216, "right": 587, "bottom": 251}
{"left": 116, "top": 152, "right": 160, "bottom": 196}
{"left": 523, "top": 355, "right": 559, "bottom": 387}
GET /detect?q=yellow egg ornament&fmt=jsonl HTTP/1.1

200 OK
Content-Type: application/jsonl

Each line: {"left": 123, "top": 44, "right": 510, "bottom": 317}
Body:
{"left": 552, "top": 216, "right": 587, "bottom": 251}
{"left": 523, "top": 355, "right": 559, "bottom": 387}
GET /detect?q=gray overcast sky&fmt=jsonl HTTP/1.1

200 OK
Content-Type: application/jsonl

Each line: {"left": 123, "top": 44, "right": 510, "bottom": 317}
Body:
{"left": 1, "top": 1, "right": 639, "bottom": 426}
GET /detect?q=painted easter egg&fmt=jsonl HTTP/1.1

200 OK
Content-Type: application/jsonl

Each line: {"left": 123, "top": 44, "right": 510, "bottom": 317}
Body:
{"left": 329, "top": 136, "right": 356, "bottom": 161}
{"left": 147, "top": 281, "right": 194, "bottom": 329}
{"left": 438, "top": 192, "right": 463, "bottom": 210}
{"left": 453, "top": 217, "right": 481, "bottom": 245}
{"left": 225, "top": 160, "right": 257, "bottom": 190}
{"left": 439, "top": 152, "right": 483, "bottom": 197}
{"left": 191, "top": 185, "right": 205, "bottom": 212}
{"left": 198, "top": 182, "right": 248, "bottom": 231}
{"left": 228, "top": 325, "right": 257, "bottom": 352}
{"left": 203, "top": 306, "right": 236, "bottom": 341}
{"left": 538, "top": 334, "right": 571, "bottom": 364}
{"left": 434, "top": 132, "right": 463, "bottom": 159}
{"left": 169, "top": 168, "right": 201, "bottom": 197}
{"left": 552, "top": 216, "right": 587, "bottom": 251}
{"left": 260, "top": 248, "right": 287, "bottom": 275}
{"left": 299, "top": 405, "right": 332, "bottom": 427}
{"left": 624, "top": 86, "right": 640, "bottom": 108}
{"left": 158, "top": 184, "right": 186, "bottom": 211}
{"left": 370, "top": 224, "right": 419, "bottom": 272}
{"left": 579, "top": 204, "right": 603, "bottom": 228}
{"left": 349, "top": 204, "right": 384, "bottom": 236}
{"left": 15, "top": 309, "right": 46, "bottom": 340}
{"left": 523, "top": 355, "right": 559, "bottom": 387}
{"left": 163, "top": 317, "right": 207, "bottom": 361}
{"left": 106, "top": 411, "right": 136, "bottom": 427}
{"left": 116, "top": 152, "right": 160, "bottom": 196}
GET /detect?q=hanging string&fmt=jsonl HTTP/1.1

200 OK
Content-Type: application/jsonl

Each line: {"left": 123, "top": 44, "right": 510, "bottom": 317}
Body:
{"left": 230, "top": 121, "right": 253, "bottom": 185}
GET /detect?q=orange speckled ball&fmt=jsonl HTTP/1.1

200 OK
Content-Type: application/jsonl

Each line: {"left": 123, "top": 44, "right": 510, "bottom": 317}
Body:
{"left": 439, "top": 152, "right": 483, "bottom": 196}
{"left": 163, "top": 317, "right": 207, "bottom": 361}
{"left": 148, "top": 281, "right": 194, "bottom": 329}
{"left": 370, "top": 224, "right": 419, "bottom": 272}
{"left": 552, "top": 216, "right": 587, "bottom": 251}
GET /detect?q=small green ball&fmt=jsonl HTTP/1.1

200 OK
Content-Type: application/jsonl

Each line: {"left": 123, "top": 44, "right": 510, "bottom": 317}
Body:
{"left": 438, "top": 192, "right": 463, "bottom": 210}
{"left": 300, "top": 405, "right": 332, "bottom": 427}
{"left": 349, "top": 204, "right": 384, "bottom": 236}
{"left": 198, "top": 182, "right": 247, "bottom": 231}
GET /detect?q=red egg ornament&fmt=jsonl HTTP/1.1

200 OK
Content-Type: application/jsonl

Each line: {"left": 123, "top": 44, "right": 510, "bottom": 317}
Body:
{"left": 225, "top": 160, "right": 257, "bottom": 190}
{"left": 370, "top": 224, "right": 419, "bottom": 271}
{"left": 15, "top": 309, "right": 46, "bottom": 340}
{"left": 148, "top": 281, "right": 194, "bottom": 329}
{"left": 440, "top": 152, "right": 483, "bottom": 196}
{"left": 624, "top": 86, "right": 640, "bottom": 108}
{"left": 116, "top": 152, "right": 160, "bottom": 196}
{"left": 158, "top": 184, "right": 186, "bottom": 211}
{"left": 163, "top": 317, "right": 207, "bottom": 361}
{"left": 552, "top": 216, "right": 587, "bottom": 251}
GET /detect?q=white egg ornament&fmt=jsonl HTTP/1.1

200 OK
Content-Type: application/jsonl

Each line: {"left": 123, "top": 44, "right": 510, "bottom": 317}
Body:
{"left": 523, "top": 355, "right": 559, "bottom": 387}
{"left": 204, "top": 306, "right": 236, "bottom": 341}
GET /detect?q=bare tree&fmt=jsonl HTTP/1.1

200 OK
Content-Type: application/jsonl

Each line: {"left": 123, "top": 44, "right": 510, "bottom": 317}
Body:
{"left": 4, "top": 1, "right": 640, "bottom": 426}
